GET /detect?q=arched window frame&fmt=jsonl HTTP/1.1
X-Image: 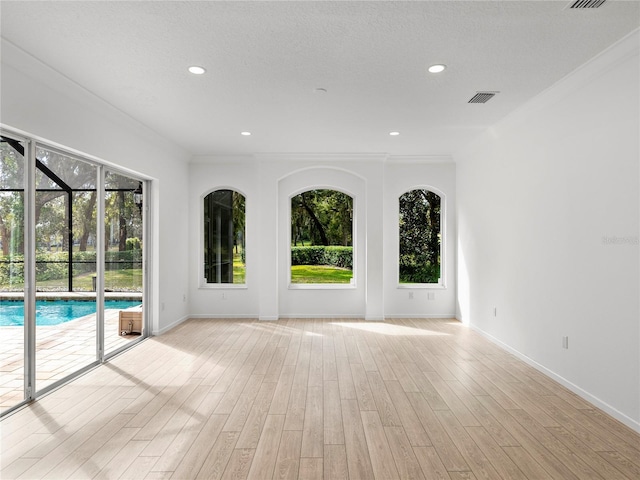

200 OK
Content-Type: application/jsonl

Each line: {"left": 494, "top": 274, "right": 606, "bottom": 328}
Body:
{"left": 397, "top": 186, "right": 446, "bottom": 288}
{"left": 200, "top": 187, "right": 247, "bottom": 288}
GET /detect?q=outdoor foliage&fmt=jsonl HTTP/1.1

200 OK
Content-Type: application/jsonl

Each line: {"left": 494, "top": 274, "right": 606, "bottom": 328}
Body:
{"left": 399, "top": 189, "right": 441, "bottom": 283}
{"left": 203, "top": 190, "right": 245, "bottom": 284}
{"left": 125, "top": 237, "right": 142, "bottom": 251}
{"left": 291, "top": 246, "right": 353, "bottom": 269}
{"left": 291, "top": 190, "right": 352, "bottom": 247}
{"left": 290, "top": 189, "right": 353, "bottom": 284}
{"left": 0, "top": 142, "right": 25, "bottom": 257}
{"left": 1, "top": 141, "right": 143, "bottom": 259}
{"left": 0, "top": 250, "right": 143, "bottom": 291}
{"left": 1, "top": 140, "right": 144, "bottom": 291}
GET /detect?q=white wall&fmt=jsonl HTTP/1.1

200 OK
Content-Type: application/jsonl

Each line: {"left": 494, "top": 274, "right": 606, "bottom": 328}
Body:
{"left": 456, "top": 31, "right": 640, "bottom": 430}
{"left": 1, "top": 39, "right": 191, "bottom": 334}
{"left": 384, "top": 159, "right": 456, "bottom": 317}
{"left": 189, "top": 158, "right": 260, "bottom": 317}
{"left": 188, "top": 155, "right": 456, "bottom": 320}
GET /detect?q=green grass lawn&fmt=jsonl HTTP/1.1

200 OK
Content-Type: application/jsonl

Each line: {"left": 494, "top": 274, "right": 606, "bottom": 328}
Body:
{"left": 291, "top": 265, "right": 353, "bottom": 284}
{"left": 233, "top": 252, "right": 245, "bottom": 284}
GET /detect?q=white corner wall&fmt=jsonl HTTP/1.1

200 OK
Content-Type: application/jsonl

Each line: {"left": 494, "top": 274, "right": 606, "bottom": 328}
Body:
{"left": 456, "top": 31, "right": 640, "bottom": 430}
{"left": 188, "top": 155, "right": 456, "bottom": 320}
{"left": 1, "top": 39, "right": 191, "bottom": 334}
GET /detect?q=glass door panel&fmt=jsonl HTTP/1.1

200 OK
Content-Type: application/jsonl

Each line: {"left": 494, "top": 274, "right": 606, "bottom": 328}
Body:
{"left": 0, "top": 136, "right": 26, "bottom": 413}
{"left": 34, "top": 146, "right": 97, "bottom": 392}
{"left": 104, "top": 171, "right": 144, "bottom": 356}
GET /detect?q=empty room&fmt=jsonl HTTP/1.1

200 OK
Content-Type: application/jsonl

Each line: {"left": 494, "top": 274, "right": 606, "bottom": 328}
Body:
{"left": 0, "top": 1, "right": 639, "bottom": 479}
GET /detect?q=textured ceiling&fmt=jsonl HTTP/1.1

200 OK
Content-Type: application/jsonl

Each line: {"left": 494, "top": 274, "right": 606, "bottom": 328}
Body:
{"left": 1, "top": 1, "right": 639, "bottom": 157}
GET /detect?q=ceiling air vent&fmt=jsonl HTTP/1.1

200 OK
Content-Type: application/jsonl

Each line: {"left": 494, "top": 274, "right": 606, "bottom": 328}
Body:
{"left": 569, "top": 0, "right": 607, "bottom": 8}
{"left": 468, "top": 92, "right": 498, "bottom": 104}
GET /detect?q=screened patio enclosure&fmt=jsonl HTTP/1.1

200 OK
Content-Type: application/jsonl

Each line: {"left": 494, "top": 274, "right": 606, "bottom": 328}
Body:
{"left": 0, "top": 136, "right": 144, "bottom": 293}
{"left": 0, "top": 131, "right": 149, "bottom": 417}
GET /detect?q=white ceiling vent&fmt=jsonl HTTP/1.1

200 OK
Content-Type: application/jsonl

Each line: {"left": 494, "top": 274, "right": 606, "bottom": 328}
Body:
{"left": 468, "top": 92, "right": 498, "bottom": 104}
{"left": 568, "top": 0, "right": 607, "bottom": 9}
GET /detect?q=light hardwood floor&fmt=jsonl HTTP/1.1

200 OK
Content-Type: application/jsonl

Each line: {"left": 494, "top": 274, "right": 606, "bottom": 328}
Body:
{"left": 1, "top": 317, "right": 639, "bottom": 479}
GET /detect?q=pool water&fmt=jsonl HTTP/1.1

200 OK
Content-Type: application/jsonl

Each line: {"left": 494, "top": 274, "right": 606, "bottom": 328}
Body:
{"left": 0, "top": 300, "right": 141, "bottom": 326}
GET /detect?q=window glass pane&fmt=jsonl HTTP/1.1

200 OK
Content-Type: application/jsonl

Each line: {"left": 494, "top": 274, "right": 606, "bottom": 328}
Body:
{"left": 104, "top": 171, "right": 144, "bottom": 356}
{"left": 105, "top": 172, "right": 143, "bottom": 293}
{"left": 0, "top": 136, "right": 25, "bottom": 412}
{"left": 204, "top": 190, "right": 245, "bottom": 284}
{"left": 399, "top": 189, "right": 441, "bottom": 284}
{"left": 290, "top": 189, "right": 353, "bottom": 284}
{"left": 0, "top": 139, "right": 24, "bottom": 189}
{"left": 36, "top": 147, "right": 96, "bottom": 190}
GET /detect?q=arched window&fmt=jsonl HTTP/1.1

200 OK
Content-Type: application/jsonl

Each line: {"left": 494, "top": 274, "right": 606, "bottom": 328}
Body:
{"left": 203, "top": 189, "right": 245, "bottom": 284}
{"left": 399, "top": 189, "right": 441, "bottom": 284}
{"left": 290, "top": 189, "right": 353, "bottom": 285}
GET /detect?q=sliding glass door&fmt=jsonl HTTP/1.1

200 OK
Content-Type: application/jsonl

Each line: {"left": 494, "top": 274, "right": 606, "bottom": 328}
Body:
{"left": 0, "top": 129, "right": 149, "bottom": 416}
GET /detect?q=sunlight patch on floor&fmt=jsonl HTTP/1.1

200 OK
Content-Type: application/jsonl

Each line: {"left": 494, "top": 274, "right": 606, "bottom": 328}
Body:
{"left": 331, "top": 322, "right": 449, "bottom": 336}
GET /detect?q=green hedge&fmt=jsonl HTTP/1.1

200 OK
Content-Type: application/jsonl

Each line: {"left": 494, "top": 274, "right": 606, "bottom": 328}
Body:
{"left": 291, "top": 246, "right": 352, "bottom": 269}
{"left": 399, "top": 263, "right": 440, "bottom": 284}
{"left": 0, "top": 250, "right": 143, "bottom": 287}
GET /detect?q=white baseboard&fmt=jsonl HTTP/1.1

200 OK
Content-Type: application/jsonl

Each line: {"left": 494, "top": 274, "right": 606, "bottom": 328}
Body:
{"left": 278, "top": 314, "right": 363, "bottom": 319}
{"left": 384, "top": 313, "right": 457, "bottom": 319}
{"left": 188, "top": 314, "right": 257, "bottom": 319}
{"left": 469, "top": 323, "right": 640, "bottom": 434}
{"left": 152, "top": 314, "right": 189, "bottom": 336}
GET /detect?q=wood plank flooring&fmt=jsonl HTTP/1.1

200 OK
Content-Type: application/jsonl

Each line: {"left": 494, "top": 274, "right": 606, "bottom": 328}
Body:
{"left": 1, "top": 317, "right": 639, "bottom": 479}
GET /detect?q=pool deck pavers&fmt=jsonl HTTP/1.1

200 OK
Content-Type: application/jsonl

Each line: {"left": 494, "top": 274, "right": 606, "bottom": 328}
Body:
{"left": 0, "top": 307, "right": 143, "bottom": 412}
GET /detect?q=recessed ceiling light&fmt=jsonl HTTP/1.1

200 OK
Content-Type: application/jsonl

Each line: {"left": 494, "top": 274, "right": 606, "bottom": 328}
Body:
{"left": 428, "top": 64, "right": 446, "bottom": 74}
{"left": 188, "top": 66, "right": 206, "bottom": 75}
{"left": 314, "top": 88, "right": 328, "bottom": 94}
{"left": 389, "top": 131, "right": 400, "bottom": 136}
{"left": 241, "top": 131, "right": 251, "bottom": 136}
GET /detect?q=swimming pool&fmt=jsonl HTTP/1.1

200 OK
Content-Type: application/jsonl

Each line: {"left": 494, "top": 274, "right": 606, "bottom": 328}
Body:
{"left": 0, "top": 300, "right": 142, "bottom": 327}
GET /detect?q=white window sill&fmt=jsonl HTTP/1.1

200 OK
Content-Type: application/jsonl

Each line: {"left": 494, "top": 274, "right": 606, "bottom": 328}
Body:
{"left": 289, "top": 283, "right": 356, "bottom": 290}
{"left": 199, "top": 283, "right": 248, "bottom": 290}
{"left": 397, "top": 283, "right": 446, "bottom": 290}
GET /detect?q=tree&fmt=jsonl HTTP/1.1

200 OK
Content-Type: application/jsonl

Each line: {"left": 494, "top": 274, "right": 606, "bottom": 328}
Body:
{"left": 117, "top": 190, "right": 127, "bottom": 251}
{"left": 75, "top": 191, "right": 96, "bottom": 251}
{"left": 36, "top": 194, "right": 65, "bottom": 251}
{"left": 300, "top": 191, "right": 329, "bottom": 246}
{"left": 399, "top": 189, "right": 441, "bottom": 283}
{"left": 105, "top": 186, "right": 142, "bottom": 251}
{"left": 0, "top": 142, "right": 25, "bottom": 256}
{"left": 232, "top": 192, "right": 245, "bottom": 254}
{"left": 290, "top": 190, "right": 352, "bottom": 247}
{"left": 0, "top": 192, "right": 23, "bottom": 256}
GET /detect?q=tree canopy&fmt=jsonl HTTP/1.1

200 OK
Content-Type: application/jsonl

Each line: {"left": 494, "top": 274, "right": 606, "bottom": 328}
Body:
{"left": 0, "top": 142, "right": 143, "bottom": 258}
{"left": 291, "top": 189, "right": 352, "bottom": 247}
{"left": 399, "top": 189, "right": 441, "bottom": 283}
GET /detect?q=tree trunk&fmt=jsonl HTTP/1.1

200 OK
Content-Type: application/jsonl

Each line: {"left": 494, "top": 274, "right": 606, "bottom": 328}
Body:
{"left": 63, "top": 194, "right": 70, "bottom": 251}
{"left": 300, "top": 193, "right": 329, "bottom": 246}
{"left": 79, "top": 191, "right": 97, "bottom": 251}
{"left": 118, "top": 191, "right": 127, "bottom": 251}
{"left": 0, "top": 218, "right": 10, "bottom": 256}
